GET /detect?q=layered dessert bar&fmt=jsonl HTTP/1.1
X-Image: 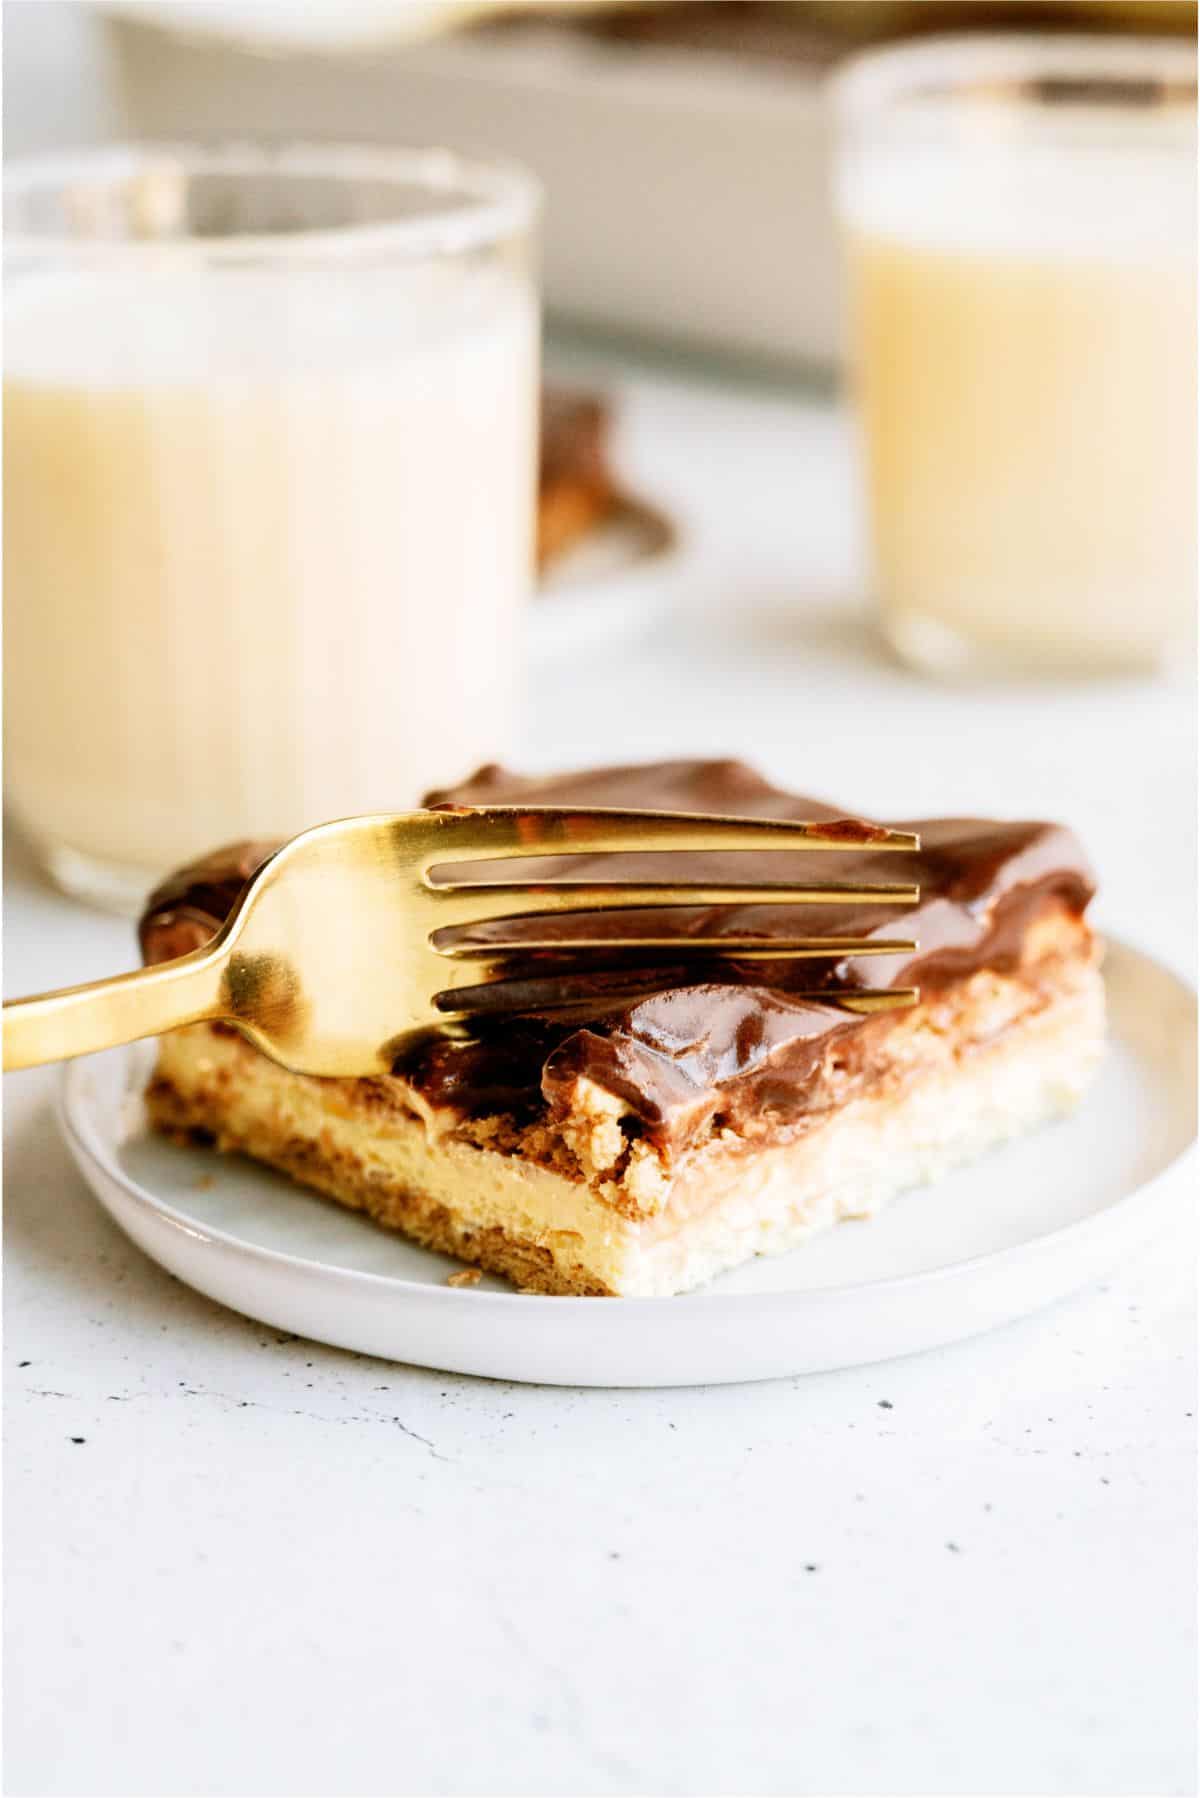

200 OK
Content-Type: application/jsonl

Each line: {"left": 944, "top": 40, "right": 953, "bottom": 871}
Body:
{"left": 141, "top": 761, "right": 1103, "bottom": 1297}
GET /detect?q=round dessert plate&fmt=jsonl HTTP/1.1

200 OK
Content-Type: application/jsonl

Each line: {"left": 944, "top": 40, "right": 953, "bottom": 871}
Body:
{"left": 60, "top": 938, "right": 1195, "bottom": 1388}
{"left": 531, "top": 491, "right": 678, "bottom": 659}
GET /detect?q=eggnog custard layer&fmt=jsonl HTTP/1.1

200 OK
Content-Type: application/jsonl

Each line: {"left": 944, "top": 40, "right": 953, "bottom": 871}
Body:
{"left": 140, "top": 761, "right": 1104, "bottom": 1298}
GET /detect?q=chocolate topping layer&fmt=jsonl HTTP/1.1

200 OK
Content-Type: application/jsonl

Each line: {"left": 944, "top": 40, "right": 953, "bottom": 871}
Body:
{"left": 140, "top": 760, "right": 1095, "bottom": 1159}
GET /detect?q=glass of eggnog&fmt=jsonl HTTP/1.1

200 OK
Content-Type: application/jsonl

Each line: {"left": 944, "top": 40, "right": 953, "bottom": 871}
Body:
{"left": 832, "top": 36, "right": 1196, "bottom": 677}
{"left": 4, "top": 144, "right": 540, "bottom": 907}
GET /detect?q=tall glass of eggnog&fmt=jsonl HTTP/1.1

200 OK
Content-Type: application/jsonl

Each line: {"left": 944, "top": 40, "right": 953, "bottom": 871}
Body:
{"left": 833, "top": 37, "right": 1196, "bottom": 677}
{"left": 4, "top": 145, "right": 540, "bottom": 907}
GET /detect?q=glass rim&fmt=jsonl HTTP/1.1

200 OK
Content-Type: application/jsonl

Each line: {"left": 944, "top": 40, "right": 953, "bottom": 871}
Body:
{"left": 829, "top": 31, "right": 1198, "bottom": 125}
{"left": 3, "top": 140, "right": 541, "bottom": 263}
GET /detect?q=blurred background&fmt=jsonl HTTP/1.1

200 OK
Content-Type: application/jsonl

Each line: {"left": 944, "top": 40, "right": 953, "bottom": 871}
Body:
{"left": 6, "top": 1, "right": 1197, "bottom": 362}
{"left": 3, "top": 0, "right": 1197, "bottom": 967}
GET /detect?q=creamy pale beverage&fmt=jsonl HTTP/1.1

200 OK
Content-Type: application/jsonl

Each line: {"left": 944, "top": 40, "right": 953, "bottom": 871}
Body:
{"left": 834, "top": 39, "right": 1197, "bottom": 675}
{"left": 3, "top": 148, "right": 540, "bottom": 904}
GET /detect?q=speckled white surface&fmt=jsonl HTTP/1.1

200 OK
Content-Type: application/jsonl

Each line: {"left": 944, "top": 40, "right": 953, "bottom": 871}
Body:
{"left": 4, "top": 356, "right": 1196, "bottom": 1797}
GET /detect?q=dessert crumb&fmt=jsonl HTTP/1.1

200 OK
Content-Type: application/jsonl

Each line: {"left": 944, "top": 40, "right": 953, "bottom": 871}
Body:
{"left": 193, "top": 1174, "right": 215, "bottom": 1191}
{"left": 447, "top": 1268, "right": 482, "bottom": 1288}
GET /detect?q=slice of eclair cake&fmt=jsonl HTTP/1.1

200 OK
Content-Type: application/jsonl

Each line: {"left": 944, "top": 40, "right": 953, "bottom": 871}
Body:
{"left": 140, "top": 760, "right": 1104, "bottom": 1297}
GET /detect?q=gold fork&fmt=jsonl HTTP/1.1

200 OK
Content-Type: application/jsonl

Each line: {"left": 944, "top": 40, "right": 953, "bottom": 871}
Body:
{"left": 2, "top": 807, "right": 920, "bottom": 1077}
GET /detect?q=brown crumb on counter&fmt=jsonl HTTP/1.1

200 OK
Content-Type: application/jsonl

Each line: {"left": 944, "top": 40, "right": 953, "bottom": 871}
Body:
{"left": 447, "top": 1268, "right": 483, "bottom": 1289}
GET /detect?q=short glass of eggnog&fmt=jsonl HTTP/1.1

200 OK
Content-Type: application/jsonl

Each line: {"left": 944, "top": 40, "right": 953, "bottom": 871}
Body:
{"left": 4, "top": 144, "right": 540, "bottom": 907}
{"left": 833, "top": 36, "right": 1196, "bottom": 677}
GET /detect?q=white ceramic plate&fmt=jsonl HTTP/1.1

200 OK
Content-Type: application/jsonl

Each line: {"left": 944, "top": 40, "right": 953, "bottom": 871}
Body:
{"left": 60, "top": 939, "right": 1195, "bottom": 1388}
{"left": 530, "top": 491, "right": 678, "bottom": 661}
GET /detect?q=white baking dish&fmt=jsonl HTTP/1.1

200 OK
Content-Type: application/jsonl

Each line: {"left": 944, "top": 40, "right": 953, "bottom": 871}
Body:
{"left": 106, "top": 11, "right": 844, "bottom": 368}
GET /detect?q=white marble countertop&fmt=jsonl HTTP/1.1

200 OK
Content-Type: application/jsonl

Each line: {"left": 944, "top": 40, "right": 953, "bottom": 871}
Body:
{"left": 5, "top": 355, "right": 1195, "bottom": 1798}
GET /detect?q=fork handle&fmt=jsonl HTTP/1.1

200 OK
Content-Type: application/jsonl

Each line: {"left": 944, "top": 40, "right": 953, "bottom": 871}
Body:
{"left": 2, "top": 946, "right": 228, "bottom": 1072}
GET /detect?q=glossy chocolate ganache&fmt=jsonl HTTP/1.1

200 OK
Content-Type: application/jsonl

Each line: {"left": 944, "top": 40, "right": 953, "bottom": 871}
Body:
{"left": 141, "top": 760, "right": 1096, "bottom": 1156}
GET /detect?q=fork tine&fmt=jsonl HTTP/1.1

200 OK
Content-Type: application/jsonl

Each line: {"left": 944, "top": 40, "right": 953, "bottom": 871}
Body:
{"left": 431, "top": 954, "right": 525, "bottom": 995}
{"left": 423, "top": 806, "right": 919, "bottom": 868}
{"left": 421, "top": 807, "right": 921, "bottom": 1030}
{"left": 436, "top": 936, "right": 919, "bottom": 958}
{"left": 432, "top": 879, "right": 920, "bottom": 928}
{"left": 434, "top": 985, "right": 920, "bottom": 1020}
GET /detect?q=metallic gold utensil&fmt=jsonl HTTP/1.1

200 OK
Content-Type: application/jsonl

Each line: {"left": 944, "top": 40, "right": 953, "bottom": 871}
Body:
{"left": 2, "top": 807, "right": 920, "bottom": 1077}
